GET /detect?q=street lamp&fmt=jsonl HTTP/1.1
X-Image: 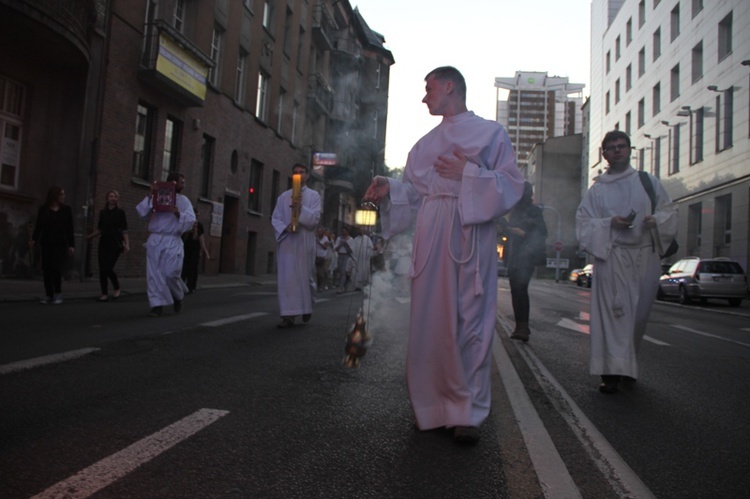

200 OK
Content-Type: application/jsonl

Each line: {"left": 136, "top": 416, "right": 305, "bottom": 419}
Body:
{"left": 538, "top": 204, "right": 562, "bottom": 283}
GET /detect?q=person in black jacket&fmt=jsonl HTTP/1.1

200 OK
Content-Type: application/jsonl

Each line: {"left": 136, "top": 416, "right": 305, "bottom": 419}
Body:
{"left": 30, "top": 186, "right": 75, "bottom": 304}
{"left": 503, "top": 181, "right": 548, "bottom": 342}
{"left": 87, "top": 190, "right": 129, "bottom": 302}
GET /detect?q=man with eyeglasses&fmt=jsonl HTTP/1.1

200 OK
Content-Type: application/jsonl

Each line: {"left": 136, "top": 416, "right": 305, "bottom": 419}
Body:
{"left": 576, "top": 130, "right": 678, "bottom": 394}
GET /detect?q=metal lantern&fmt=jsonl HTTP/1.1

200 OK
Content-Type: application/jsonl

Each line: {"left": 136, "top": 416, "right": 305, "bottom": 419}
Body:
{"left": 355, "top": 201, "right": 378, "bottom": 227}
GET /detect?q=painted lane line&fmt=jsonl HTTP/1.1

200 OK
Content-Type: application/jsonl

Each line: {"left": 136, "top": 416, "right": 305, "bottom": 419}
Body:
{"left": 0, "top": 348, "right": 100, "bottom": 375}
{"left": 202, "top": 312, "right": 267, "bottom": 327}
{"left": 31, "top": 408, "right": 229, "bottom": 499}
{"left": 493, "top": 320, "right": 582, "bottom": 498}
{"left": 556, "top": 318, "right": 590, "bottom": 334}
{"left": 497, "top": 315, "right": 656, "bottom": 499}
{"left": 643, "top": 335, "right": 670, "bottom": 346}
{"left": 671, "top": 324, "right": 750, "bottom": 348}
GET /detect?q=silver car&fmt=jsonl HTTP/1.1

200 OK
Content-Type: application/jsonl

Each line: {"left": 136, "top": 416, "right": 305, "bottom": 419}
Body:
{"left": 658, "top": 257, "right": 747, "bottom": 307}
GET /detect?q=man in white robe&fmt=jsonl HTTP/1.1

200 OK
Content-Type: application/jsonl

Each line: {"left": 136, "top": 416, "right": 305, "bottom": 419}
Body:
{"left": 136, "top": 172, "right": 196, "bottom": 317}
{"left": 271, "top": 164, "right": 321, "bottom": 328}
{"left": 350, "top": 230, "right": 374, "bottom": 290}
{"left": 576, "top": 130, "right": 678, "bottom": 394}
{"left": 365, "top": 66, "right": 524, "bottom": 444}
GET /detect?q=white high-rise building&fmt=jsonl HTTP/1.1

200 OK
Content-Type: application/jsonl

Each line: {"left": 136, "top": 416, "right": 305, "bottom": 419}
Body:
{"left": 495, "top": 71, "right": 584, "bottom": 174}
{"left": 589, "top": 0, "right": 749, "bottom": 269}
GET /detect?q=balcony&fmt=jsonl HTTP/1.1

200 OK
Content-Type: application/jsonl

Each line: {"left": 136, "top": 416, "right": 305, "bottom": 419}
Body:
{"left": 307, "top": 73, "right": 333, "bottom": 116}
{"left": 331, "top": 34, "right": 361, "bottom": 73}
{"left": 311, "top": 3, "right": 336, "bottom": 50}
{"left": 139, "top": 20, "right": 213, "bottom": 107}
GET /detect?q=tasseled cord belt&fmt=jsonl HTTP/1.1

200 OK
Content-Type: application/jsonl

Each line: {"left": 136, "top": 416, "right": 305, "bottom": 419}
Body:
{"left": 409, "top": 193, "right": 483, "bottom": 296}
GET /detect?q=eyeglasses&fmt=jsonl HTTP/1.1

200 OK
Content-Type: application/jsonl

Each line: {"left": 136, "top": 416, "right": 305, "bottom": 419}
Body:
{"left": 603, "top": 144, "right": 631, "bottom": 153}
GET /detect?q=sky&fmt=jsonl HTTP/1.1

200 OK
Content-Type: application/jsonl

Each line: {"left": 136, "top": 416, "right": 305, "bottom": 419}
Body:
{"left": 351, "top": 0, "right": 593, "bottom": 168}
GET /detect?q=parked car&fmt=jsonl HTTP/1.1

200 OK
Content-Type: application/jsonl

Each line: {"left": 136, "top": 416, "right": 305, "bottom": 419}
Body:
{"left": 568, "top": 268, "right": 583, "bottom": 283}
{"left": 658, "top": 257, "right": 747, "bottom": 307}
{"left": 577, "top": 264, "right": 593, "bottom": 288}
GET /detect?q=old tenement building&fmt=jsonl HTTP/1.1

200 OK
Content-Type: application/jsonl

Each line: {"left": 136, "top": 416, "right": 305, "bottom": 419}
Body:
{"left": 0, "top": 0, "right": 393, "bottom": 280}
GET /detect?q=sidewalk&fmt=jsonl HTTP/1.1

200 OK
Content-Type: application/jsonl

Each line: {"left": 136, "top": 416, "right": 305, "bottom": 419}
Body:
{"left": 0, "top": 273, "right": 278, "bottom": 303}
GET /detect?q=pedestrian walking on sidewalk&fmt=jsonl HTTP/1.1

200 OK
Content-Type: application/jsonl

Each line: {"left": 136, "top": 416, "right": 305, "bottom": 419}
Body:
{"left": 181, "top": 207, "right": 210, "bottom": 294}
{"left": 30, "top": 186, "right": 75, "bottom": 305}
{"left": 87, "top": 190, "right": 130, "bottom": 302}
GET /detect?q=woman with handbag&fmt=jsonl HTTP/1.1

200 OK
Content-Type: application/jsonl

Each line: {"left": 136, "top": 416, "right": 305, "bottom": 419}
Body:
{"left": 87, "top": 190, "right": 129, "bottom": 302}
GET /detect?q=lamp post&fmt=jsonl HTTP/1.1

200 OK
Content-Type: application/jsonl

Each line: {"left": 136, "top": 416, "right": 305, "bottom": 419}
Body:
{"left": 538, "top": 204, "right": 561, "bottom": 283}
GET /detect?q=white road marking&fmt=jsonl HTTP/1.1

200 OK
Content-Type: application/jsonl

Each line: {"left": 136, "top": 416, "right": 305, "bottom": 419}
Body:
{"left": 202, "top": 312, "right": 267, "bottom": 327}
{"left": 493, "top": 328, "right": 583, "bottom": 498}
{"left": 671, "top": 324, "right": 750, "bottom": 348}
{"left": 0, "top": 348, "right": 100, "bottom": 375}
{"left": 31, "top": 408, "right": 229, "bottom": 499}
{"left": 643, "top": 335, "right": 670, "bottom": 346}
{"left": 497, "top": 316, "right": 656, "bottom": 499}
{"left": 556, "top": 318, "right": 590, "bottom": 334}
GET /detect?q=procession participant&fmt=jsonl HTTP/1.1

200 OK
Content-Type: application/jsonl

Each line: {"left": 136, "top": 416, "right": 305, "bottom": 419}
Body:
{"left": 364, "top": 66, "right": 524, "bottom": 444}
{"left": 333, "top": 227, "right": 353, "bottom": 293}
{"left": 576, "top": 130, "right": 678, "bottom": 394}
{"left": 315, "top": 226, "right": 331, "bottom": 290}
{"left": 181, "top": 207, "right": 210, "bottom": 294}
{"left": 87, "top": 190, "right": 130, "bottom": 302}
{"left": 271, "top": 164, "right": 321, "bottom": 328}
{"left": 135, "top": 172, "right": 195, "bottom": 317}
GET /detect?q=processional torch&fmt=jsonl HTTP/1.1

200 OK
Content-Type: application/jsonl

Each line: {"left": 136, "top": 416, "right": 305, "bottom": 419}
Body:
{"left": 342, "top": 201, "right": 379, "bottom": 368}
{"left": 290, "top": 173, "right": 302, "bottom": 233}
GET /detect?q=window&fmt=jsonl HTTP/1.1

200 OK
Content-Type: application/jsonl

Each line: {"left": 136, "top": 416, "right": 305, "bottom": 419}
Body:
{"left": 718, "top": 12, "right": 732, "bottom": 62}
{"left": 626, "top": 18, "right": 633, "bottom": 45}
{"left": 255, "top": 71, "right": 269, "bottom": 121}
{"left": 173, "top": 0, "right": 185, "bottom": 33}
{"left": 653, "top": 137, "right": 661, "bottom": 177}
{"left": 283, "top": 7, "right": 293, "bottom": 56}
{"left": 692, "top": 0, "right": 703, "bottom": 18}
{"left": 670, "top": 64, "right": 680, "bottom": 102}
{"left": 249, "top": 159, "right": 263, "bottom": 212}
{"left": 638, "top": 47, "right": 646, "bottom": 77}
{"left": 606, "top": 91, "right": 611, "bottom": 114}
{"left": 638, "top": 98, "right": 645, "bottom": 128}
{"left": 626, "top": 64, "right": 632, "bottom": 91}
{"left": 652, "top": 82, "right": 661, "bottom": 116}
{"left": 277, "top": 89, "right": 285, "bottom": 133}
{"left": 670, "top": 124, "right": 680, "bottom": 174}
{"left": 200, "top": 134, "right": 214, "bottom": 197}
{"left": 653, "top": 27, "right": 661, "bottom": 61}
{"left": 692, "top": 106, "right": 704, "bottom": 164}
{"left": 606, "top": 51, "right": 611, "bottom": 74}
{"left": 296, "top": 26, "right": 305, "bottom": 72}
{"left": 615, "top": 36, "right": 621, "bottom": 61}
{"left": 691, "top": 42, "right": 703, "bottom": 83}
{"left": 639, "top": 1, "right": 646, "bottom": 28}
{"left": 243, "top": 0, "right": 253, "bottom": 11}
{"left": 162, "top": 117, "right": 181, "bottom": 179}
{"left": 0, "top": 76, "right": 25, "bottom": 190}
{"left": 263, "top": 0, "right": 275, "bottom": 32}
{"left": 670, "top": 4, "right": 680, "bottom": 41}
{"left": 722, "top": 88, "right": 733, "bottom": 150}
{"left": 714, "top": 194, "right": 732, "bottom": 247}
{"left": 688, "top": 203, "right": 702, "bottom": 250}
{"left": 625, "top": 111, "right": 632, "bottom": 135}
{"left": 235, "top": 50, "right": 247, "bottom": 104}
{"left": 615, "top": 79, "right": 621, "bottom": 103}
{"left": 209, "top": 26, "right": 223, "bottom": 86}
{"left": 638, "top": 148, "right": 645, "bottom": 171}
{"left": 133, "top": 102, "right": 154, "bottom": 180}
{"left": 270, "top": 169, "right": 280, "bottom": 214}
{"left": 291, "top": 102, "right": 298, "bottom": 145}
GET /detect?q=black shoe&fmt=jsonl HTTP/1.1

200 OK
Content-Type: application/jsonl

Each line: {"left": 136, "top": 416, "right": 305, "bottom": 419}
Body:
{"left": 454, "top": 426, "right": 480, "bottom": 445}
{"left": 598, "top": 375, "right": 620, "bottom": 394}
{"left": 149, "top": 306, "right": 163, "bottom": 317}
{"left": 173, "top": 299, "right": 182, "bottom": 313}
{"left": 302, "top": 313, "right": 312, "bottom": 323}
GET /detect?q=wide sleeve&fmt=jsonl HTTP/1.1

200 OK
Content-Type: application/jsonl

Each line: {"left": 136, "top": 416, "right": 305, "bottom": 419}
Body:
{"left": 299, "top": 189, "right": 321, "bottom": 230}
{"left": 651, "top": 176, "right": 678, "bottom": 251}
{"left": 576, "top": 187, "right": 614, "bottom": 261}
{"left": 135, "top": 195, "right": 152, "bottom": 219}
{"left": 458, "top": 129, "right": 525, "bottom": 225}
{"left": 175, "top": 195, "right": 196, "bottom": 234}
{"left": 271, "top": 191, "right": 290, "bottom": 241}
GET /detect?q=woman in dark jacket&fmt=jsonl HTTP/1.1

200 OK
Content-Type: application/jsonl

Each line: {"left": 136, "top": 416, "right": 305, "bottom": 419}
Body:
{"left": 87, "top": 190, "right": 129, "bottom": 301}
{"left": 30, "top": 186, "right": 75, "bottom": 304}
{"left": 504, "top": 182, "right": 548, "bottom": 342}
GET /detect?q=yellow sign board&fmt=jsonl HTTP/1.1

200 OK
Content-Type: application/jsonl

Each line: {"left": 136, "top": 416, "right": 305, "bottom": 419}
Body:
{"left": 155, "top": 34, "right": 208, "bottom": 101}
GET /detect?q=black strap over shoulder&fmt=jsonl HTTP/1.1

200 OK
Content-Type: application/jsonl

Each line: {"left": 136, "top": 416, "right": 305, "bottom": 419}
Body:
{"left": 638, "top": 170, "right": 656, "bottom": 215}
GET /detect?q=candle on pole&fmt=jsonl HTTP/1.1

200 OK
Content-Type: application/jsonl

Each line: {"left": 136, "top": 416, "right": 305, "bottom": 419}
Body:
{"left": 290, "top": 174, "right": 302, "bottom": 232}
